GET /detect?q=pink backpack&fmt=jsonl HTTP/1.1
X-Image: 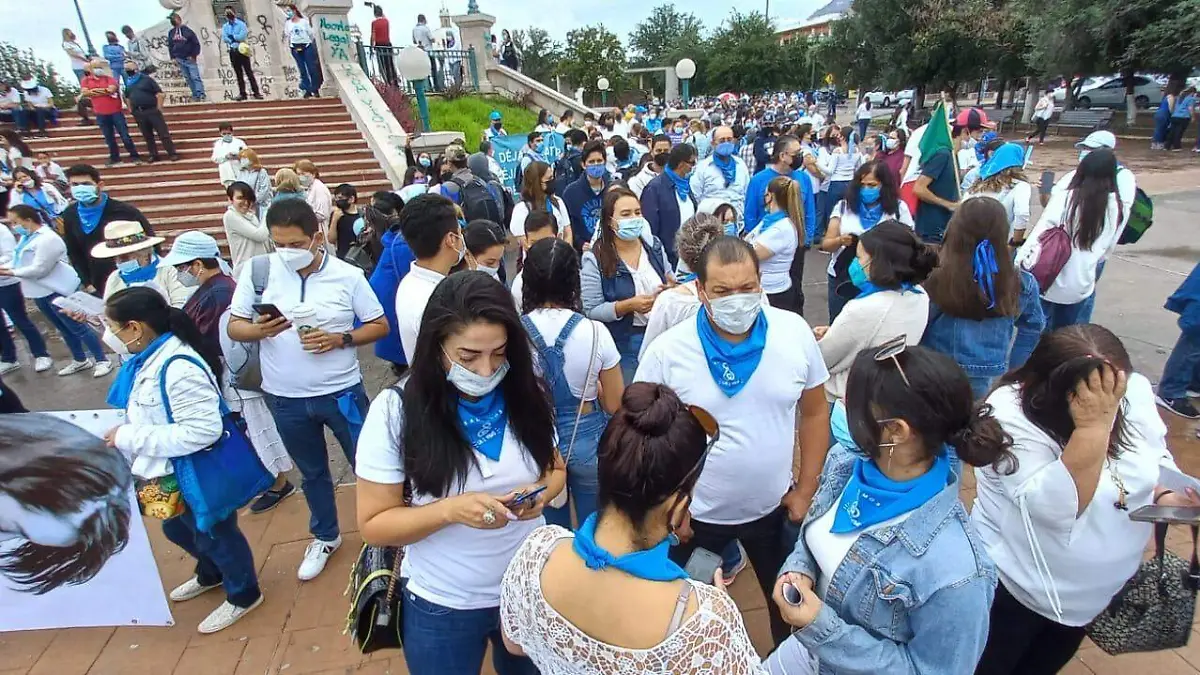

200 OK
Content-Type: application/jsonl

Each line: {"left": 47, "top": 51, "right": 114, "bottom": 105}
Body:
{"left": 1024, "top": 225, "right": 1073, "bottom": 294}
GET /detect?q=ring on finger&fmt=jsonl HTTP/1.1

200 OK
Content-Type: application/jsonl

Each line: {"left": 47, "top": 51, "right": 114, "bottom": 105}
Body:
{"left": 482, "top": 509, "right": 497, "bottom": 526}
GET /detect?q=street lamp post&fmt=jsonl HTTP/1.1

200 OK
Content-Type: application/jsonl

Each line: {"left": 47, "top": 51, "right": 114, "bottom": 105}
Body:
{"left": 675, "top": 58, "right": 696, "bottom": 108}
{"left": 597, "top": 77, "right": 610, "bottom": 107}
{"left": 397, "top": 46, "right": 433, "bottom": 132}
{"left": 72, "top": 0, "right": 98, "bottom": 56}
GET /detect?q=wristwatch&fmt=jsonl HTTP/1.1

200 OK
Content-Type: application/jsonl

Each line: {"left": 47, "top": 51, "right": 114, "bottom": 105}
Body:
{"left": 341, "top": 332, "right": 354, "bottom": 349}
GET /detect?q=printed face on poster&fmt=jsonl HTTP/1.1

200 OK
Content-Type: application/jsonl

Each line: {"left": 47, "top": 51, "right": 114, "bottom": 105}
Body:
{"left": 0, "top": 411, "right": 173, "bottom": 632}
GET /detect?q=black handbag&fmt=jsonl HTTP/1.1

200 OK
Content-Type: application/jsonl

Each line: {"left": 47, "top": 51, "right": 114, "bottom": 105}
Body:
{"left": 1086, "top": 523, "right": 1200, "bottom": 655}
{"left": 344, "top": 541, "right": 406, "bottom": 653}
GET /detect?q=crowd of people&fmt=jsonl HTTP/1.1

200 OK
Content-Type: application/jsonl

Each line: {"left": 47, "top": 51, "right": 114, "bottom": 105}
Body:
{"left": 2, "top": 57, "right": 1200, "bottom": 675}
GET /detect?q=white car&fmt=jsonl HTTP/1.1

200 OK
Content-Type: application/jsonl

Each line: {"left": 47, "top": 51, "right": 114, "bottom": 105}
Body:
{"left": 864, "top": 90, "right": 901, "bottom": 107}
{"left": 1054, "top": 75, "right": 1164, "bottom": 109}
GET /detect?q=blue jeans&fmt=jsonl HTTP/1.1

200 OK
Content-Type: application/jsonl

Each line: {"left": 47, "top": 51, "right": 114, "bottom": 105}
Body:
{"left": 401, "top": 584, "right": 538, "bottom": 675}
{"left": 10, "top": 108, "right": 49, "bottom": 134}
{"left": 0, "top": 284, "right": 48, "bottom": 362}
{"left": 543, "top": 407, "right": 607, "bottom": 529}
{"left": 617, "top": 330, "right": 644, "bottom": 384}
{"left": 821, "top": 180, "right": 851, "bottom": 240}
{"left": 96, "top": 113, "right": 140, "bottom": 163}
{"left": 290, "top": 43, "right": 323, "bottom": 94}
{"left": 175, "top": 57, "right": 206, "bottom": 99}
{"left": 1075, "top": 260, "right": 1106, "bottom": 325}
{"left": 1041, "top": 298, "right": 1091, "bottom": 334}
{"left": 34, "top": 294, "right": 107, "bottom": 362}
{"left": 265, "top": 382, "right": 368, "bottom": 542}
{"left": 1159, "top": 330, "right": 1200, "bottom": 400}
{"left": 162, "top": 508, "right": 261, "bottom": 607}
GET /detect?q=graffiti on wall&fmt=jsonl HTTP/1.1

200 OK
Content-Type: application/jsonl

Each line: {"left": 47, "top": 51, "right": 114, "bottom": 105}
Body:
{"left": 318, "top": 17, "right": 352, "bottom": 62}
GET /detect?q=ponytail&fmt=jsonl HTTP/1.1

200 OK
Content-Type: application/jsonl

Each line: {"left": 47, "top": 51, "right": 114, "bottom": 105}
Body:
{"left": 949, "top": 402, "right": 1017, "bottom": 473}
{"left": 106, "top": 287, "right": 224, "bottom": 384}
{"left": 767, "top": 176, "right": 804, "bottom": 240}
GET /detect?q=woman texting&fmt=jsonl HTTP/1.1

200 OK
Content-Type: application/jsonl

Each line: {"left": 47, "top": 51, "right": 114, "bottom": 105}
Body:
{"left": 581, "top": 187, "right": 671, "bottom": 381}
{"left": 102, "top": 287, "right": 263, "bottom": 633}
{"left": 521, "top": 237, "right": 624, "bottom": 527}
{"left": 501, "top": 383, "right": 765, "bottom": 674}
{"left": 767, "top": 342, "right": 1015, "bottom": 675}
{"left": 922, "top": 198, "right": 1044, "bottom": 399}
{"left": 747, "top": 175, "right": 805, "bottom": 314}
{"left": 356, "top": 272, "right": 564, "bottom": 675}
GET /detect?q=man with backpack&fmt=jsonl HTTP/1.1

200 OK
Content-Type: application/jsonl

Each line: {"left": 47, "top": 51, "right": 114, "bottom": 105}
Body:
{"left": 554, "top": 128, "right": 587, "bottom": 195}
{"left": 436, "top": 144, "right": 504, "bottom": 224}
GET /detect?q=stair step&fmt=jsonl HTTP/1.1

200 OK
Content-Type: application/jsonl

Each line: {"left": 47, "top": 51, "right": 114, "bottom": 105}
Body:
{"left": 136, "top": 179, "right": 394, "bottom": 216}
{"left": 104, "top": 169, "right": 388, "bottom": 196}
{"left": 33, "top": 133, "right": 367, "bottom": 157}
{"left": 93, "top": 157, "right": 386, "bottom": 181}
{"left": 33, "top": 127, "right": 361, "bottom": 149}
{"left": 51, "top": 142, "right": 375, "bottom": 166}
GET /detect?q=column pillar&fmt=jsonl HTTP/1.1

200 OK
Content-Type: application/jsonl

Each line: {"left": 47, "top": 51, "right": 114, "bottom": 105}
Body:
{"left": 451, "top": 12, "right": 496, "bottom": 92}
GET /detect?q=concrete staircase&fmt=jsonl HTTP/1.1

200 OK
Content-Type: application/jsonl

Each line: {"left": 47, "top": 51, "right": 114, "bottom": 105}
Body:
{"left": 11, "top": 98, "right": 393, "bottom": 248}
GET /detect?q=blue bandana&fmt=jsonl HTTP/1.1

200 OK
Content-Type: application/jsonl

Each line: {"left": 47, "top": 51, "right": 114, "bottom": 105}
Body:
{"left": 572, "top": 513, "right": 688, "bottom": 581}
{"left": 76, "top": 193, "right": 109, "bottom": 235}
{"left": 676, "top": 271, "right": 697, "bottom": 283}
{"left": 973, "top": 239, "right": 999, "bottom": 310}
{"left": 457, "top": 389, "right": 508, "bottom": 461}
{"left": 853, "top": 280, "right": 922, "bottom": 301}
{"left": 13, "top": 229, "right": 40, "bottom": 264}
{"left": 119, "top": 254, "right": 160, "bottom": 285}
{"left": 664, "top": 167, "right": 692, "bottom": 202}
{"left": 754, "top": 210, "right": 788, "bottom": 235}
{"left": 712, "top": 153, "right": 737, "bottom": 187}
{"left": 832, "top": 451, "right": 951, "bottom": 533}
{"left": 106, "top": 332, "right": 174, "bottom": 409}
{"left": 856, "top": 201, "right": 885, "bottom": 231}
{"left": 22, "top": 189, "right": 55, "bottom": 216}
{"left": 695, "top": 306, "right": 767, "bottom": 397}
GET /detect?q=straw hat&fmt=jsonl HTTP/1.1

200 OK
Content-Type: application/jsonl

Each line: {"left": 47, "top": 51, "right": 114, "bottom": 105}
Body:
{"left": 90, "top": 220, "right": 164, "bottom": 258}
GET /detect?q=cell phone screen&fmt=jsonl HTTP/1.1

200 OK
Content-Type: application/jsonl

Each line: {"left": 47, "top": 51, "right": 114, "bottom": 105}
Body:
{"left": 683, "top": 547, "right": 723, "bottom": 584}
{"left": 252, "top": 303, "right": 282, "bottom": 320}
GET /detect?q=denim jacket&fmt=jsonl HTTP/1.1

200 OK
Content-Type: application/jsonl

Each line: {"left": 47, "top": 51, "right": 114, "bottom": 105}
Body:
{"left": 780, "top": 444, "right": 997, "bottom": 675}
{"left": 921, "top": 269, "right": 1044, "bottom": 380}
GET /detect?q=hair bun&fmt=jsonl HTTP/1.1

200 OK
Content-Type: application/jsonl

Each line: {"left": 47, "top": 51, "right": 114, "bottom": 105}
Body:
{"left": 910, "top": 243, "right": 940, "bottom": 280}
{"left": 621, "top": 383, "right": 679, "bottom": 437}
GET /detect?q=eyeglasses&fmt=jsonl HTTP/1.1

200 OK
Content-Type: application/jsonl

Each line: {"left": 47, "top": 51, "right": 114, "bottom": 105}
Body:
{"left": 873, "top": 334, "right": 912, "bottom": 388}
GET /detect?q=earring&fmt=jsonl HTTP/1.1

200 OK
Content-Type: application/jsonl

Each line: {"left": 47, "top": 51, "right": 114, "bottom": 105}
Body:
{"left": 888, "top": 446, "right": 895, "bottom": 473}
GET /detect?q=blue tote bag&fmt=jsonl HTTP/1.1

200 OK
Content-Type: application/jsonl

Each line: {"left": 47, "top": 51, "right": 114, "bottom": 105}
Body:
{"left": 158, "top": 354, "right": 274, "bottom": 533}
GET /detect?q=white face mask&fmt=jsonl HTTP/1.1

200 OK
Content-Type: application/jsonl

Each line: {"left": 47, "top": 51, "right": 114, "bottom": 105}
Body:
{"left": 276, "top": 239, "right": 317, "bottom": 271}
{"left": 706, "top": 292, "right": 762, "bottom": 334}
{"left": 476, "top": 264, "right": 500, "bottom": 280}
{"left": 884, "top": 138, "right": 900, "bottom": 151}
{"left": 444, "top": 351, "right": 510, "bottom": 397}
{"left": 450, "top": 231, "right": 466, "bottom": 265}
{"left": 176, "top": 267, "right": 200, "bottom": 287}
{"left": 102, "top": 326, "right": 133, "bottom": 357}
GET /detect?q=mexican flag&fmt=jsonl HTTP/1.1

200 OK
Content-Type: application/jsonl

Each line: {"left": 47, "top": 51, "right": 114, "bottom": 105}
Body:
{"left": 918, "top": 101, "right": 959, "bottom": 199}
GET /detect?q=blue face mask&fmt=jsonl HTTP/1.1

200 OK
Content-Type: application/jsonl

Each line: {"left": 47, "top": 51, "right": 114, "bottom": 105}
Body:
{"left": 12, "top": 225, "right": 28, "bottom": 237}
{"left": 418, "top": 156, "right": 431, "bottom": 168}
{"left": 616, "top": 216, "right": 646, "bottom": 241}
{"left": 848, "top": 257, "right": 869, "bottom": 287}
{"left": 859, "top": 185, "right": 882, "bottom": 204}
{"left": 585, "top": 164, "right": 606, "bottom": 179}
{"left": 70, "top": 184, "right": 99, "bottom": 204}
{"left": 116, "top": 259, "right": 143, "bottom": 275}
{"left": 723, "top": 222, "right": 738, "bottom": 237}
{"left": 547, "top": 115, "right": 555, "bottom": 124}
{"left": 535, "top": 141, "right": 545, "bottom": 153}
{"left": 715, "top": 141, "right": 736, "bottom": 157}
{"left": 285, "top": 9, "right": 295, "bottom": 18}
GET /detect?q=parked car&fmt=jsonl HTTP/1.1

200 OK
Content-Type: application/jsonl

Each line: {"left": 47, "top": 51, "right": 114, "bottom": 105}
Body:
{"left": 863, "top": 89, "right": 914, "bottom": 107}
{"left": 1054, "top": 75, "right": 1165, "bottom": 109}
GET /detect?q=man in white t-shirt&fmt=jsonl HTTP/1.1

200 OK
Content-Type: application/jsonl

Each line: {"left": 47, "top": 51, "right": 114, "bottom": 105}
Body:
{"left": 227, "top": 200, "right": 388, "bottom": 581}
{"left": 635, "top": 236, "right": 830, "bottom": 647}
{"left": 395, "top": 193, "right": 467, "bottom": 362}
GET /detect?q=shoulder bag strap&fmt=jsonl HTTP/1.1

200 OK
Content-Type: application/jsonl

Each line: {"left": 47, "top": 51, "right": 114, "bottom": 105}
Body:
{"left": 563, "top": 317, "right": 598, "bottom": 464}
{"left": 158, "top": 353, "right": 230, "bottom": 422}
{"left": 250, "top": 255, "right": 270, "bottom": 303}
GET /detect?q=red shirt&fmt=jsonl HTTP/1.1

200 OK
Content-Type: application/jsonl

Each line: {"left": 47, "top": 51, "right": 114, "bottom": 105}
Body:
{"left": 371, "top": 17, "right": 391, "bottom": 45}
{"left": 81, "top": 75, "right": 122, "bottom": 115}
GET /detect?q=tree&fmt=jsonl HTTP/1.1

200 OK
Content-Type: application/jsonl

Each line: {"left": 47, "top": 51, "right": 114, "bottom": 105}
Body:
{"left": 511, "top": 28, "right": 562, "bottom": 87}
{"left": 559, "top": 24, "right": 627, "bottom": 102}
{"left": 0, "top": 42, "right": 79, "bottom": 108}
{"left": 628, "top": 3, "right": 705, "bottom": 66}
{"left": 705, "top": 12, "right": 803, "bottom": 93}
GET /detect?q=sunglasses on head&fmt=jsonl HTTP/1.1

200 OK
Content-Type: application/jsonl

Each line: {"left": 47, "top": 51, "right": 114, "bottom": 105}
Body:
{"left": 672, "top": 405, "right": 720, "bottom": 493}
{"left": 873, "top": 334, "right": 912, "bottom": 388}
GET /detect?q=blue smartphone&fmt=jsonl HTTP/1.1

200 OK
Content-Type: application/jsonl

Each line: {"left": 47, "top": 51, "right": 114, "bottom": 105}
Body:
{"left": 510, "top": 485, "right": 548, "bottom": 508}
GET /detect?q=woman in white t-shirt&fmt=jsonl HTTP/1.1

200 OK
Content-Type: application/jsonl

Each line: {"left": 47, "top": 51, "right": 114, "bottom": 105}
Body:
{"left": 854, "top": 97, "right": 873, "bottom": 143}
{"left": 282, "top": 4, "right": 322, "bottom": 97}
{"left": 520, "top": 237, "right": 623, "bottom": 528}
{"left": 820, "top": 160, "right": 913, "bottom": 321}
{"left": 509, "top": 161, "right": 572, "bottom": 245}
{"left": 356, "top": 271, "right": 565, "bottom": 675}
{"left": 1015, "top": 148, "right": 1122, "bottom": 333}
{"left": 62, "top": 28, "right": 89, "bottom": 82}
{"left": 973, "top": 325, "right": 1200, "bottom": 675}
{"left": 746, "top": 175, "right": 803, "bottom": 314}
{"left": 1, "top": 130, "right": 33, "bottom": 170}
{"left": 500, "top": 383, "right": 766, "bottom": 675}
{"left": 967, "top": 142, "right": 1033, "bottom": 244}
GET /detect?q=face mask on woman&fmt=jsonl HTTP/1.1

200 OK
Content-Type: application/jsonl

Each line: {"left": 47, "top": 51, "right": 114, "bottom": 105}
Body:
{"left": 239, "top": 158, "right": 252, "bottom": 169}
{"left": 859, "top": 185, "right": 882, "bottom": 204}
{"left": 299, "top": 174, "right": 314, "bottom": 188}
{"left": 444, "top": 352, "right": 509, "bottom": 397}
{"left": 884, "top": 138, "right": 900, "bottom": 151}
{"left": 102, "top": 326, "right": 133, "bottom": 357}
{"left": 418, "top": 156, "right": 432, "bottom": 168}
{"left": 616, "top": 216, "right": 646, "bottom": 241}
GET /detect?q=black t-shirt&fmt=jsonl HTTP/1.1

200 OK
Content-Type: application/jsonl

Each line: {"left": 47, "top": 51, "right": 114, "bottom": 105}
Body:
{"left": 336, "top": 211, "right": 359, "bottom": 258}
{"left": 914, "top": 148, "right": 956, "bottom": 244}
{"left": 124, "top": 75, "right": 162, "bottom": 109}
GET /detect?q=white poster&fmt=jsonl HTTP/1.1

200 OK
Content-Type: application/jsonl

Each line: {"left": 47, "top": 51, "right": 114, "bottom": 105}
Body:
{"left": 0, "top": 411, "right": 174, "bottom": 632}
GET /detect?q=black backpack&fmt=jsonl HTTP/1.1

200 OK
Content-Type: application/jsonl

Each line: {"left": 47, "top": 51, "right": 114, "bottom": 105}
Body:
{"left": 554, "top": 148, "right": 584, "bottom": 195}
{"left": 448, "top": 174, "right": 504, "bottom": 223}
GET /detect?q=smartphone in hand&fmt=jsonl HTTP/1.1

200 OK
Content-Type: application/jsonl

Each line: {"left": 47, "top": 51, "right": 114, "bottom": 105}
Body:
{"left": 252, "top": 303, "right": 284, "bottom": 321}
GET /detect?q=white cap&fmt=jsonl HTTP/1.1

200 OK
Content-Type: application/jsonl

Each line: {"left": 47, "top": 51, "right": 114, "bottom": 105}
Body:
{"left": 1076, "top": 130, "right": 1117, "bottom": 150}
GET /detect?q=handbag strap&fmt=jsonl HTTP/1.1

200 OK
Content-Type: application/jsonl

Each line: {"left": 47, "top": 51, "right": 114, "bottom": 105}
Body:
{"left": 158, "top": 353, "right": 231, "bottom": 422}
{"left": 381, "top": 384, "right": 414, "bottom": 606}
{"left": 563, "top": 318, "right": 598, "bottom": 464}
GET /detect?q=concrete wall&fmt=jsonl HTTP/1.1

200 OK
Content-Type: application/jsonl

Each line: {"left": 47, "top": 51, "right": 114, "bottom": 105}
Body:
{"left": 486, "top": 64, "right": 597, "bottom": 117}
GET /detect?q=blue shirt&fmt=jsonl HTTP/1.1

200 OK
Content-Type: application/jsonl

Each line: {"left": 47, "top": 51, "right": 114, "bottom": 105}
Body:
{"left": 101, "top": 44, "right": 126, "bottom": 72}
{"left": 367, "top": 229, "right": 414, "bottom": 366}
{"left": 1173, "top": 94, "right": 1196, "bottom": 119}
{"left": 222, "top": 18, "right": 249, "bottom": 48}
{"left": 743, "top": 166, "right": 818, "bottom": 245}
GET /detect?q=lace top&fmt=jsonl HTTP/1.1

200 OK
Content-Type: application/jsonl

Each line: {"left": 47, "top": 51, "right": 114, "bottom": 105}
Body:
{"left": 499, "top": 525, "right": 767, "bottom": 674}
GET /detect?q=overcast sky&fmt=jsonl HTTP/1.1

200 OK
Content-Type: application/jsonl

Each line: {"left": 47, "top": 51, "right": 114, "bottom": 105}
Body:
{"left": 2, "top": 0, "right": 826, "bottom": 80}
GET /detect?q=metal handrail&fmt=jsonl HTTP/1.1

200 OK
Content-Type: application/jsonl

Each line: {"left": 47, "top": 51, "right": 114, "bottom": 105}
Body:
{"left": 355, "top": 42, "right": 479, "bottom": 92}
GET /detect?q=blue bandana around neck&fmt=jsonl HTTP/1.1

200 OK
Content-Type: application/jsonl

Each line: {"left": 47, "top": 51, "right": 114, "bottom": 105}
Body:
{"left": 832, "top": 450, "right": 952, "bottom": 534}
{"left": 664, "top": 167, "right": 692, "bottom": 202}
{"left": 973, "top": 239, "right": 999, "bottom": 310}
{"left": 12, "top": 228, "right": 40, "bottom": 263}
{"left": 712, "top": 153, "right": 737, "bottom": 187}
{"left": 22, "top": 190, "right": 53, "bottom": 214}
{"left": 754, "top": 210, "right": 788, "bottom": 235}
{"left": 572, "top": 513, "right": 688, "bottom": 581}
{"left": 857, "top": 201, "right": 885, "bottom": 231}
{"left": 676, "top": 271, "right": 697, "bottom": 284}
{"left": 125, "top": 73, "right": 143, "bottom": 87}
{"left": 119, "top": 254, "right": 160, "bottom": 285}
{"left": 76, "top": 193, "right": 109, "bottom": 235}
{"left": 105, "top": 332, "right": 174, "bottom": 409}
{"left": 456, "top": 389, "right": 508, "bottom": 461}
{"left": 695, "top": 306, "right": 767, "bottom": 397}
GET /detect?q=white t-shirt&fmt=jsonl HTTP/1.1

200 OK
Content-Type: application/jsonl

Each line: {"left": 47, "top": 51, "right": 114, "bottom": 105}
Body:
{"left": 523, "top": 308, "right": 620, "bottom": 401}
{"left": 1051, "top": 166, "right": 1136, "bottom": 251}
{"left": 63, "top": 40, "right": 88, "bottom": 69}
{"left": 746, "top": 216, "right": 798, "bottom": 294}
{"left": 677, "top": 193, "right": 696, "bottom": 229}
{"left": 1034, "top": 95, "right": 1055, "bottom": 121}
{"left": 510, "top": 270, "right": 525, "bottom": 310}
{"left": 901, "top": 124, "right": 928, "bottom": 184}
{"left": 826, "top": 200, "right": 913, "bottom": 276}
{"left": 22, "top": 87, "right": 52, "bottom": 107}
{"left": 355, "top": 388, "right": 544, "bottom": 610}
{"left": 806, "top": 485, "right": 913, "bottom": 598}
{"left": 1016, "top": 189, "right": 1120, "bottom": 305}
{"left": 629, "top": 251, "right": 664, "bottom": 327}
{"left": 229, "top": 253, "right": 384, "bottom": 398}
{"left": 855, "top": 103, "right": 872, "bottom": 121}
{"left": 509, "top": 197, "right": 568, "bottom": 237}
{"left": 285, "top": 18, "right": 314, "bottom": 45}
{"left": 634, "top": 306, "right": 829, "bottom": 524}
{"left": 972, "top": 375, "right": 1175, "bottom": 626}
{"left": 395, "top": 263, "right": 446, "bottom": 363}
{"left": 965, "top": 181, "right": 1033, "bottom": 238}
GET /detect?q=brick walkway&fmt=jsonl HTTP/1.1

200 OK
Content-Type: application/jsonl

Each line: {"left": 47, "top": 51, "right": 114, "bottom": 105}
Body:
{"left": 3, "top": 413, "right": 1200, "bottom": 674}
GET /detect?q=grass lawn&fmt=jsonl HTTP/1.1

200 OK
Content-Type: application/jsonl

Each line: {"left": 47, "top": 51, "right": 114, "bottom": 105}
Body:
{"left": 422, "top": 95, "right": 538, "bottom": 151}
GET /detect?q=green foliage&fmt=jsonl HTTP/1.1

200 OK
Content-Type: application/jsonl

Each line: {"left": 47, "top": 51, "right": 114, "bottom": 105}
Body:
{"left": 559, "top": 24, "right": 627, "bottom": 98}
{"left": 511, "top": 28, "right": 563, "bottom": 86}
{"left": 628, "top": 3, "right": 705, "bottom": 67}
{"left": 0, "top": 42, "right": 79, "bottom": 108}
{"left": 705, "top": 12, "right": 813, "bottom": 93}
{"left": 423, "top": 95, "right": 538, "bottom": 148}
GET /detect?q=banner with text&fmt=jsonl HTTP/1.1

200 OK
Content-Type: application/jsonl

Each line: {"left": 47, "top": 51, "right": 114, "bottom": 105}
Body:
{"left": 491, "top": 132, "right": 566, "bottom": 192}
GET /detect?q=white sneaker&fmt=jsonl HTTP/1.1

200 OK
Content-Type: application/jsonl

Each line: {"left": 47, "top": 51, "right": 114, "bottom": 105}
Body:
{"left": 92, "top": 360, "right": 114, "bottom": 378}
{"left": 169, "top": 576, "right": 222, "bottom": 602}
{"left": 297, "top": 536, "right": 341, "bottom": 581}
{"left": 1187, "top": 389, "right": 1200, "bottom": 399}
{"left": 197, "top": 596, "right": 264, "bottom": 634}
{"left": 0, "top": 361, "right": 19, "bottom": 375}
{"left": 57, "top": 359, "right": 94, "bottom": 376}
{"left": 34, "top": 357, "right": 52, "bottom": 372}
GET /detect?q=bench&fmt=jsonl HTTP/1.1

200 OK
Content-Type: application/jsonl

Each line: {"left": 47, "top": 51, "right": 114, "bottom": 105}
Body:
{"left": 1054, "top": 109, "right": 1113, "bottom": 135}
{"left": 987, "top": 108, "right": 1016, "bottom": 134}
